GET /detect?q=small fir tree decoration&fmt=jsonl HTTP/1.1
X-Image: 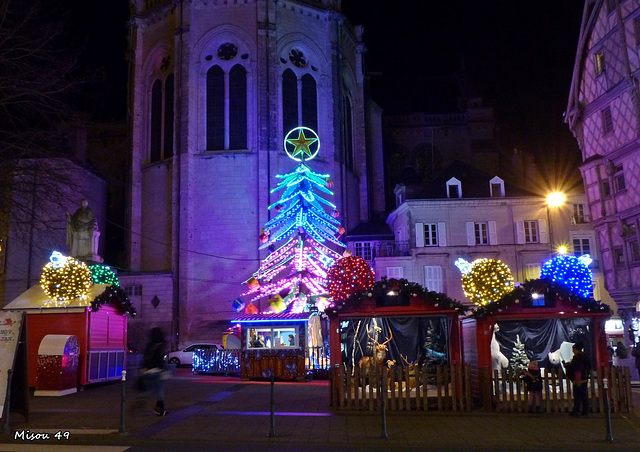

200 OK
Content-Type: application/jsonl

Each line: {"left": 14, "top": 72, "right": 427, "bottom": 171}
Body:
{"left": 509, "top": 334, "right": 530, "bottom": 373}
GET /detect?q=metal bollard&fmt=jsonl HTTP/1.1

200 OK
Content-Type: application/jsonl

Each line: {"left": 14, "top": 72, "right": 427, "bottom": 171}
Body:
{"left": 268, "top": 375, "right": 276, "bottom": 437}
{"left": 120, "top": 370, "right": 127, "bottom": 434}
{"left": 380, "top": 367, "right": 388, "bottom": 439}
{"left": 603, "top": 377, "right": 613, "bottom": 442}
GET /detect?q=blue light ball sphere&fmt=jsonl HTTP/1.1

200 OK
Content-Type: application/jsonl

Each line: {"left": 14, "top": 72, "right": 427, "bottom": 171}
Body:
{"left": 540, "top": 254, "right": 592, "bottom": 298}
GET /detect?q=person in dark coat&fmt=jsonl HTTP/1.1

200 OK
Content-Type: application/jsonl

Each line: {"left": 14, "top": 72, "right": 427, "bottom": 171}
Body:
{"left": 143, "top": 327, "right": 168, "bottom": 416}
{"left": 522, "top": 360, "right": 543, "bottom": 413}
{"left": 565, "top": 342, "right": 591, "bottom": 416}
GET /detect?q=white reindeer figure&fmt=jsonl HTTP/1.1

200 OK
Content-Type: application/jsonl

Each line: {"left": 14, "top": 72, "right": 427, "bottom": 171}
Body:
{"left": 491, "top": 324, "right": 508, "bottom": 373}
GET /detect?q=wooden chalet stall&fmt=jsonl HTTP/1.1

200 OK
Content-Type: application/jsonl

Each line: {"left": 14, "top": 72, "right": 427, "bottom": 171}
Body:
{"left": 232, "top": 311, "right": 329, "bottom": 381}
{"left": 461, "top": 278, "right": 622, "bottom": 411}
{"left": 3, "top": 284, "right": 135, "bottom": 388}
{"left": 327, "top": 278, "right": 470, "bottom": 411}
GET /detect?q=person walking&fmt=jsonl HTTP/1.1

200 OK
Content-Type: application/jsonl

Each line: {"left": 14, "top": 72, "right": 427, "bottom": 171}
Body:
{"left": 143, "top": 327, "right": 169, "bottom": 416}
{"left": 565, "top": 342, "right": 591, "bottom": 416}
{"left": 632, "top": 344, "right": 640, "bottom": 381}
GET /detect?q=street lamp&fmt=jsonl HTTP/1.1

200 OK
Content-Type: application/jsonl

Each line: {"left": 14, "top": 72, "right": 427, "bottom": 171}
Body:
{"left": 546, "top": 191, "right": 566, "bottom": 250}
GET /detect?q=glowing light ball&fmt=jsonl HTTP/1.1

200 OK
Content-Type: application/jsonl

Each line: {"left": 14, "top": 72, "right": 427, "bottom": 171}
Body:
{"left": 40, "top": 252, "right": 92, "bottom": 301}
{"left": 326, "top": 256, "right": 375, "bottom": 301}
{"left": 540, "top": 254, "right": 593, "bottom": 298}
{"left": 455, "top": 258, "right": 515, "bottom": 306}
{"left": 89, "top": 264, "right": 119, "bottom": 286}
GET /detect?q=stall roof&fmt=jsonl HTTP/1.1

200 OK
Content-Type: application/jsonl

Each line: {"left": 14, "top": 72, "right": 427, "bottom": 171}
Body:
{"left": 232, "top": 312, "right": 311, "bottom": 323}
{"left": 3, "top": 284, "right": 112, "bottom": 313}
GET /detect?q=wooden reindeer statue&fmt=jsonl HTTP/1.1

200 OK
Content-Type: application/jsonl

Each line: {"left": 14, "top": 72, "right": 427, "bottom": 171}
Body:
{"left": 358, "top": 326, "right": 393, "bottom": 385}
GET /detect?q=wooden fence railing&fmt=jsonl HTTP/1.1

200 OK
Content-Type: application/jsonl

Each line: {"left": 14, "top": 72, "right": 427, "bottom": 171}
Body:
{"left": 491, "top": 365, "right": 633, "bottom": 414}
{"left": 330, "top": 364, "right": 633, "bottom": 413}
{"left": 330, "top": 364, "right": 472, "bottom": 411}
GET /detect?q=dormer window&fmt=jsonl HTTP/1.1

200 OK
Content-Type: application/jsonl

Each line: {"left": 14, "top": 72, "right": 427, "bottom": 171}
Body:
{"left": 489, "top": 176, "right": 505, "bottom": 197}
{"left": 446, "top": 177, "right": 461, "bottom": 198}
{"left": 394, "top": 184, "right": 406, "bottom": 208}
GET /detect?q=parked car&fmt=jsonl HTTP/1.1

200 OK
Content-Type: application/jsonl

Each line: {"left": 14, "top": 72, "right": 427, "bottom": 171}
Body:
{"left": 165, "top": 343, "right": 221, "bottom": 366}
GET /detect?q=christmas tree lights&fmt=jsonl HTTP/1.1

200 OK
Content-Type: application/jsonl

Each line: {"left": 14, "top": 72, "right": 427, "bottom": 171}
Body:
{"left": 239, "top": 127, "right": 345, "bottom": 313}
{"left": 40, "top": 252, "right": 92, "bottom": 301}
{"left": 540, "top": 254, "right": 593, "bottom": 298}
{"left": 89, "top": 264, "right": 119, "bottom": 286}
{"left": 456, "top": 258, "right": 515, "bottom": 306}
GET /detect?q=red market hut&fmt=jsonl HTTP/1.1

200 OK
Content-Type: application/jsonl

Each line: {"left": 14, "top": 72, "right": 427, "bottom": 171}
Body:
{"left": 326, "top": 278, "right": 468, "bottom": 410}
{"left": 462, "top": 278, "right": 611, "bottom": 409}
{"left": 3, "top": 283, "right": 136, "bottom": 388}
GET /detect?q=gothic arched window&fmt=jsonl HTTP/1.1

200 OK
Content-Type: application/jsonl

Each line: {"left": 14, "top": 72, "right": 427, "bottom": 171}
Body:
{"left": 205, "top": 43, "right": 248, "bottom": 152}
{"left": 206, "top": 65, "right": 225, "bottom": 150}
{"left": 343, "top": 95, "right": 353, "bottom": 171}
{"left": 229, "top": 64, "right": 247, "bottom": 149}
{"left": 282, "top": 67, "right": 317, "bottom": 133}
{"left": 149, "top": 75, "right": 174, "bottom": 163}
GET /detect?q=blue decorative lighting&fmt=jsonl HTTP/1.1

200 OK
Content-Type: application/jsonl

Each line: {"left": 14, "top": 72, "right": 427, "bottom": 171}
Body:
{"left": 540, "top": 254, "right": 593, "bottom": 298}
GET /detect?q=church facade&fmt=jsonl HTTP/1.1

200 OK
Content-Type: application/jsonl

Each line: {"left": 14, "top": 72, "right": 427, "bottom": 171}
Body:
{"left": 124, "top": 0, "right": 384, "bottom": 346}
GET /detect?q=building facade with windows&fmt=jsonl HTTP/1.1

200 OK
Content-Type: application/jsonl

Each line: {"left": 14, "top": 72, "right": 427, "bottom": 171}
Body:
{"left": 125, "top": 0, "right": 385, "bottom": 345}
{"left": 566, "top": 0, "right": 640, "bottom": 333}
{"left": 370, "top": 162, "right": 612, "bottom": 308}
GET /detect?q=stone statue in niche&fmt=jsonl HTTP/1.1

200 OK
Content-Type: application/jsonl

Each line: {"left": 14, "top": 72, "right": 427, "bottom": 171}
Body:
{"left": 66, "top": 198, "right": 102, "bottom": 262}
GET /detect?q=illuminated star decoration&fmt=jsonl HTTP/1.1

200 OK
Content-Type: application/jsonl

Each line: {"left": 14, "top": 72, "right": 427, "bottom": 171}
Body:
{"left": 284, "top": 127, "right": 319, "bottom": 162}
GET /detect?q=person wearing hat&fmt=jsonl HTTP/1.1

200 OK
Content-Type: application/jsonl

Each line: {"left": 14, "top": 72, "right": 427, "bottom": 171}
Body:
{"left": 565, "top": 342, "right": 591, "bottom": 416}
{"left": 522, "top": 360, "right": 543, "bottom": 413}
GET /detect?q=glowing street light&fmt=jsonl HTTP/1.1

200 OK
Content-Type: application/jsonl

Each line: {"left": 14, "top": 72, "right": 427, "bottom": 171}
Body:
{"left": 546, "top": 191, "right": 567, "bottom": 208}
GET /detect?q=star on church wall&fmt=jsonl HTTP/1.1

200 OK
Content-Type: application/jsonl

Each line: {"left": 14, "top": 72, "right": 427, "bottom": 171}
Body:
{"left": 286, "top": 129, "right": 318, "bottom": 159}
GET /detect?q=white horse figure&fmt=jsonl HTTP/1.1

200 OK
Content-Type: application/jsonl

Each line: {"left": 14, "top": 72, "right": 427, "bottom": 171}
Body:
{"left": 491, "top": 324, "right": 509, "bottom": 373}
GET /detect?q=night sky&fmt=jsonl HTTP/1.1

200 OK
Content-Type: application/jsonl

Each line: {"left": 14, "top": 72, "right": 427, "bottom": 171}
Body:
{"left": 78, "top": 0, "right": 586, "bottom": 176}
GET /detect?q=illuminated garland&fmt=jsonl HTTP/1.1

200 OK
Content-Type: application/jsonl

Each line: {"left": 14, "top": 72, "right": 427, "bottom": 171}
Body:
{"left": 540, "top": 254, "right": 593, "bottom": 298}
{"left": 455, "top": 258, "right": 514, "bottom": 306}
{"left": 89, "top": 264, "right": 119, "bottom": 286}
{"left": 326, "top": 277, "right": 468, "bottom": 315}
{"left": 40, "top": 253, "right": 92, "bottom": 301}
{"left": 472, "top": 278, "right": 610, "bottom": 318}
{"left": 326, "top": 256, "right": 375, "bottom": 302}
{"left": 91, "top": 284, "right": 137, "bottom": 317}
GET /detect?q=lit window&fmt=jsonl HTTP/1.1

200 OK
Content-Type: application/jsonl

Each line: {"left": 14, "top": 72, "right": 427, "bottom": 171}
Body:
{"left": 572, "top": 204, "right": 587, "bottom": 224}
{"left": 595, "top": 50, "right": 605, "bottom": 76}
{"left": 524, "top": 264, "right": 540, "bottom": 280}
{"left": 475, "top": 222, "right": 488, "bottom": 245}
{"left": 523, "top": 220, "right": 539, "bottom": 243}
{"left": 247, "top": 326, "right": 297, "bottom": 349}
{"left": 601, "top": 107, "right": 614, "bottom": 135}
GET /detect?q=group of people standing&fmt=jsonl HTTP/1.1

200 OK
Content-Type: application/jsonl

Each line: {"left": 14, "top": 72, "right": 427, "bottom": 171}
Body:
{"left": 521, "top": 341, "right": 591, "bottom": 415}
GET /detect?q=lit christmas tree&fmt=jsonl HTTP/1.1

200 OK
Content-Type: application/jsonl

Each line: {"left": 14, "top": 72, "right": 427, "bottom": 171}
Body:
{"left": 240, "top": 127, "right": 345, "bottom": 313}
{"left": 510, "top": 334, "right": 530, "bottom": 373}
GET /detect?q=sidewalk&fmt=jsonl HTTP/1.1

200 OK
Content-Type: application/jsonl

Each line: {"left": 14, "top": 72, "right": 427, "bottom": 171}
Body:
{"left": 2, "top": 368, "right": 640, "bottom": 451}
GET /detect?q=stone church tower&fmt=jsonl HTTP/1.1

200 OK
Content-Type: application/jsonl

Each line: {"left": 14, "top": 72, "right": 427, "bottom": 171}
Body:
{"left": 126, "top": 0, "right": 383, "bottom": 345}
